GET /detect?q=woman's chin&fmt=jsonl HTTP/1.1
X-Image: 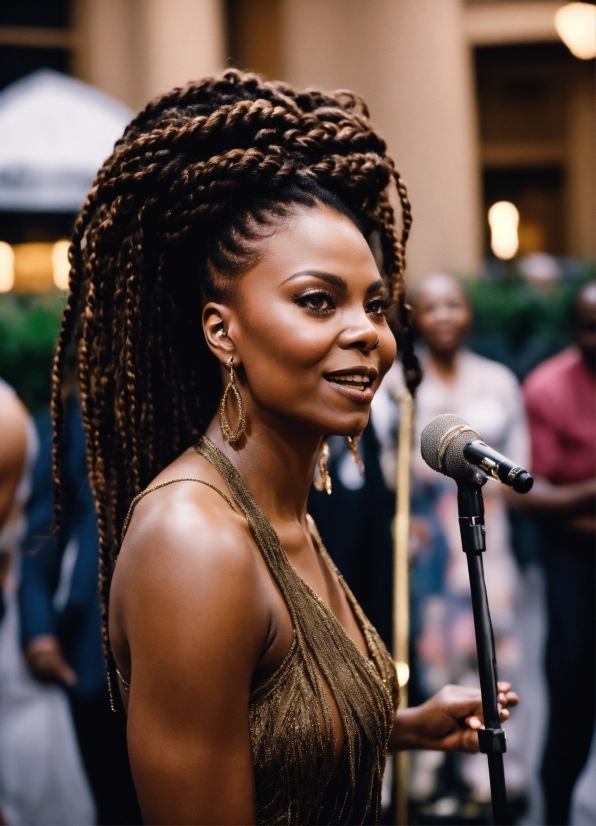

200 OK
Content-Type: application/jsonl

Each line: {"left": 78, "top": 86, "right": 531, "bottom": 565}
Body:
{"left": 428, "top": 337, "right": 461, "bottom": 355}
{"left": 322, "top": 413, "right": 370, "bottom": 438}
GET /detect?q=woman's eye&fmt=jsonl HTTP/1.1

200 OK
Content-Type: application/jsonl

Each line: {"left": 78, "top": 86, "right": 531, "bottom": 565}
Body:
{"left": 367, "top": 297, "right": 389, "bottom": 318}
{"left": 294, "top": 291, "right": 336, "bottom": 315}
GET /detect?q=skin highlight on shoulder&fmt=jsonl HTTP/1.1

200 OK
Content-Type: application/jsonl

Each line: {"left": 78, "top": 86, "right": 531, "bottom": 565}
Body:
{"left": 111, "top": 473, "right": 273, "bottom": 675}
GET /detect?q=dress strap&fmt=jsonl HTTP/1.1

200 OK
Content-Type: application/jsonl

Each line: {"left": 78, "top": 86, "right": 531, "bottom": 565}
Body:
{"left": 121, "top": 477, "right": 237, "bottom": 543}
{"left": 115, "top": 667, "right": 130, "bottom": 692}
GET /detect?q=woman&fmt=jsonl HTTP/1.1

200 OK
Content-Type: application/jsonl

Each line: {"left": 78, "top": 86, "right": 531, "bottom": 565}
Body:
{"left": 51, "top": 71, "right": 517, "bottom": 825}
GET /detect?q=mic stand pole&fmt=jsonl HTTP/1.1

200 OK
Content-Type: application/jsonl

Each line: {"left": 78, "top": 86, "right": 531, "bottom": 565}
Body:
{"left": 393, "top": 390, "right": 413, "bottom": 826}
{"left": 457, "top": 478, "right": 509, "bottom": 826}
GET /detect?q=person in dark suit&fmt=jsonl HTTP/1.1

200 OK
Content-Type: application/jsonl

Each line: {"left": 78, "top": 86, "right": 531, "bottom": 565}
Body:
{"left": 308, "top": 425, "right": 395, "bottom": 651}
{"left": 19, "top": 394, "right": 141, "bottom": 826}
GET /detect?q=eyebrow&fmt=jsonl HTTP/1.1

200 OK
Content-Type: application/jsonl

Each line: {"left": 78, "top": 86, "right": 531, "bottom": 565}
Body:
{"left": 282, "top": 269, "right": 385, "bottom": 296}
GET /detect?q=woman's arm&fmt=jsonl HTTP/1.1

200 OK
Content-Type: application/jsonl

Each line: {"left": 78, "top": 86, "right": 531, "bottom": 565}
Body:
{"left": 389, "top": 682, "right": 518, "bottom": 753}
{"left": 111, "top": 489, "right": 272, "bottom": 825}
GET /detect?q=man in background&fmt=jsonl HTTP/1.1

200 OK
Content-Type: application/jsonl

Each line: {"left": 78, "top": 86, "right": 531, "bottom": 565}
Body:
{"left": 523, "top": 281, "right": 596, "bottom": 826}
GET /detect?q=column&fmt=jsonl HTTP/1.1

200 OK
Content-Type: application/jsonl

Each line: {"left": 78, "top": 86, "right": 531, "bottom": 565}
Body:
{"left": 74, "top": 0, "right": 226, "bottom": 112}
{"left": 566, "top": 65, "right": 596, "bottom": 258}
{"left": 141, "top": 0, "right": 226, "bottom": 103}
{"left": 281, "top": 0, "right": 482, "bottom": 280}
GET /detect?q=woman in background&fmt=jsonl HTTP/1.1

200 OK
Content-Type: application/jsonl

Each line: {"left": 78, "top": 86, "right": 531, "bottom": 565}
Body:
{"left": 374, "top": 271, "right": 543, "bottom": 816}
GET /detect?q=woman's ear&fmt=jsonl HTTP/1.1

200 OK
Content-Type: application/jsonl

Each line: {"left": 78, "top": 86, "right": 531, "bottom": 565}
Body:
{"left": 203, "top": 302, "right": 236, "bottom": 364}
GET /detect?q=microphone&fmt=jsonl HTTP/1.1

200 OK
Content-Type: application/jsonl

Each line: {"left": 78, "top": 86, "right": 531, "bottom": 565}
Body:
{"left": 420, "top": 413, "right": 533, "bottom": 494}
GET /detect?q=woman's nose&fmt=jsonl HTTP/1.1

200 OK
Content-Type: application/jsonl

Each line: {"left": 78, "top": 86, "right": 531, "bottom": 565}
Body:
{"left": 431, "top": 305, "right": 452, "bottom": 322}
{"left": 338, "top": 314, "right": 380, "bottom": 352}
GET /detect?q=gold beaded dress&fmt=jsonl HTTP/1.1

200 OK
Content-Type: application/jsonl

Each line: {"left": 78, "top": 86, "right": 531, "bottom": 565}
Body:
{"left": 121, "top": 437, "right": 399, "bottom": 825}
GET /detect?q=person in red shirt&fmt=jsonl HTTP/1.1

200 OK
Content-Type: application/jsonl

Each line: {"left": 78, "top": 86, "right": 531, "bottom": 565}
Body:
{"left": 522, "top": 281, "right": 596, "bottom": 826}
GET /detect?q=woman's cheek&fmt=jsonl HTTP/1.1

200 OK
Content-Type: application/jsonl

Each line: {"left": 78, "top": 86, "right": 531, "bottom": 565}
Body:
{"left": 242, "top": 299, "right": 332, "bottom": 364}
{"left": 265, "top": 319, "right": 338, "bottom": 368}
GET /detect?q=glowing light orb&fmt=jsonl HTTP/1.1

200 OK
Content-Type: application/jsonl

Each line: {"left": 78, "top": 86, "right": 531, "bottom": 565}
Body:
{"left": 0, "top": 242, "right": 15, "bottom": 292}
{"left": 52, "top": 240, "right": 71, "bottom": 290}
{"left": 555, "top": 3, "right": 596, "bottom": 60}
{"left": 488, "top": 201, "right": 520, "bottom": 260}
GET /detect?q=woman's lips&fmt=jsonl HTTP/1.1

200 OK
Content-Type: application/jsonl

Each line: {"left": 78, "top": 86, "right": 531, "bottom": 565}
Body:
{"left": 323, "top": 376, "right": 374, "bottom": 403}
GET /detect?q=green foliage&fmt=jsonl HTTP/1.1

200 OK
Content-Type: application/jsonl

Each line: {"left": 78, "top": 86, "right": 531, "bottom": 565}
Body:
{"left": 0, "top": 294, "right": 65, "bottom": 413}
{"left": 466, "top": 276, "right": 577, "bottom": 345}
{"left": 464, "top": 263, "right": 595, "bottom": 379}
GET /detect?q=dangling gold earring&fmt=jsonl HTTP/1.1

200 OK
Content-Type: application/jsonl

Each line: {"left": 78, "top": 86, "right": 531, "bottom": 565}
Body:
{"left": 348, "top": 434, "right": 365, "bottom": 475}
{"left": 314, "top": 438, "right": 332, "bottom": 495}
{"left": 220, "top": 357, "right": 246, "bottom": 443}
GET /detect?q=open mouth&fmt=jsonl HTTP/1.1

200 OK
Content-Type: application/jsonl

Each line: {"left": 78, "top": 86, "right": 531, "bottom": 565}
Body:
{"left": 324, "top": 373, "right": 374, "bottom": 391}
{"left": 323, "top": 368, "right": 378, "bottom": 399}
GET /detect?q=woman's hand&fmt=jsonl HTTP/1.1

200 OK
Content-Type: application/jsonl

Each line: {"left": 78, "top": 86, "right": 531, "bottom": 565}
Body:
{"left": 390, "top": 682, "right": 518, "bottom": 753}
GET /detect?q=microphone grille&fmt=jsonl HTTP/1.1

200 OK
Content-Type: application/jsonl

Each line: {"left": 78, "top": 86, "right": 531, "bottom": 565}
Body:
{"left": 420, "top": 413, "right": 481, "bottom": 481}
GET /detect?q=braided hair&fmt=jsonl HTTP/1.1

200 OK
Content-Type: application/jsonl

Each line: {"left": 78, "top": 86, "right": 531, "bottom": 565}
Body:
{"left": 50, "top": 69, "right": 421, "bottom": 702}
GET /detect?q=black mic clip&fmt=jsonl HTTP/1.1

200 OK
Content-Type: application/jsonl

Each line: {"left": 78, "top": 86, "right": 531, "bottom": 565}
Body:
{"left": 464, "top": 464, "right": 489, "bottom": 487}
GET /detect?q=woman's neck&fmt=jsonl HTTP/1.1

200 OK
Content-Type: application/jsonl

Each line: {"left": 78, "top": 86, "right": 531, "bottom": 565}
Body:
{"left": 427, "top": 348, "right": 459, "bottom": 381}
{"left": 205, "top": 415, "right": 320, "bottom": 528}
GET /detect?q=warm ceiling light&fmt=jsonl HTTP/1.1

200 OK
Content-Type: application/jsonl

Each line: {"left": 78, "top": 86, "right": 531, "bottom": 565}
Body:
{"left": 488, "top": 201, "right": 519, "bottom": 260}
{"left": 52, "top": 240, "right": 71, "bottom": 290}
{"left": 0, "top": 241, "right": 15, "bottom": 292}
{"left": 555, "top": 3, "right": 596, "bottom": 59}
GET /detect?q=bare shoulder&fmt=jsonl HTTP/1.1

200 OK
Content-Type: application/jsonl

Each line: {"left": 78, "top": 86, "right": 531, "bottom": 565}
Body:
{"left": 110, "top": 459, "right": 272, "bottom": 683}
{"left": 115, "top": 452, "right": 259, "bottom": 596}
{"left": 0, "top": 383, "right": 29, "bottom": 528}
{"left": 0, "top": 383, "right": 28, "bottom": 470}
{"left": 0, "top": 381, "right": 26, "bottom": 419}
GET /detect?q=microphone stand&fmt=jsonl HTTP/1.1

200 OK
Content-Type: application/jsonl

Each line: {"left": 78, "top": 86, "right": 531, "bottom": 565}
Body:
{"left": 457, "top": 476, "right": 509, "bottom": 826}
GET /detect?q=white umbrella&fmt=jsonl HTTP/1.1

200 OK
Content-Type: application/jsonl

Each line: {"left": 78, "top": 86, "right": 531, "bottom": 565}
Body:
{"left": 0, "top": 69, "right": 132, "bottom": 212}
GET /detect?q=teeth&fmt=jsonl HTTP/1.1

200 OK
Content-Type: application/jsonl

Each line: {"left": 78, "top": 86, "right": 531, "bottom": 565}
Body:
{"left": 335, "top": 374, "right": 366, "bottom": 382}
{"left": 329, "top": 374, "right": 371, "bottom": 387}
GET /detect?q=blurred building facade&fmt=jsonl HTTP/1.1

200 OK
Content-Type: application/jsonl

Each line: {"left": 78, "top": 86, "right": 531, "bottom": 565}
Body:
{"left": 0, "top": 0, "right": 594, "bottom": 283}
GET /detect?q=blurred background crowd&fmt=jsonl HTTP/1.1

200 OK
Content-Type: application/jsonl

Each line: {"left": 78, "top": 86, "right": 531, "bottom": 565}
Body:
{"left": 0, "top": 1, "right": 594, "bottom": 825}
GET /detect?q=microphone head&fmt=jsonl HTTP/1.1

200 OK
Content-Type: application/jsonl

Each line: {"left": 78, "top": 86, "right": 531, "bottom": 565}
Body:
{"left": 420, "top": 413, "right": 481, "bottom": 481}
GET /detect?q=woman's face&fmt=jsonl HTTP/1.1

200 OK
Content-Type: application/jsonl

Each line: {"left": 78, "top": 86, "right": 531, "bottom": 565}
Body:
{"left": 413, "top": 274, "right": 471, "bottom": 357}
{"left": 204, "top": 205, "right": 396, "bottom": 439}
